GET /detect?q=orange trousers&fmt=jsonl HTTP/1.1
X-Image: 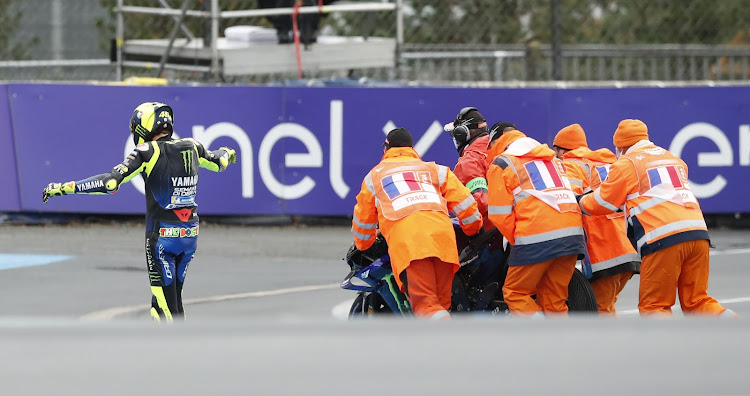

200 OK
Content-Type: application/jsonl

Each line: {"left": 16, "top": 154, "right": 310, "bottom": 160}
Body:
{"left": 590, "top": 271, "right": 634, "bottom": 315}
{"left": 639, "top": 239, "right": 727, "bottom": 316}
{"left": 403, "top": 257, "right": 454, "bottom": 319}
{"left": 502, "top": 254, "right": 577, "bottom": 316}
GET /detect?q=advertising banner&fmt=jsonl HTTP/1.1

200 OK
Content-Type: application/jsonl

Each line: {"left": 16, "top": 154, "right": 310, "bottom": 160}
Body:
{"left": 0, "top": 85, "right": 20, "bottom": 211}
{"left": 9, "top": 83, "right": 750, "bottom": 215}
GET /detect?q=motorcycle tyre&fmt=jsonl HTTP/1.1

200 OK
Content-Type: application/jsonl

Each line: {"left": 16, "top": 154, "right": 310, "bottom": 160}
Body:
{"left": 567, "top": 268, "right": 599, "bottom": 313}
{"left": 348, "top": 292, "right": 393, "bottom": 318}
{"left": 348, "top": 294, "right": 366, "bottom": 317}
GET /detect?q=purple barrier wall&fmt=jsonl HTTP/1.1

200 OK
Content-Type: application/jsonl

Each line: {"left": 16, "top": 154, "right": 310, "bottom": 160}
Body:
{"left": 0, "top": 85, "right": 20, "bottom": 211}
{"left": 9, "top": 83, "right": 750, "bottom": 215}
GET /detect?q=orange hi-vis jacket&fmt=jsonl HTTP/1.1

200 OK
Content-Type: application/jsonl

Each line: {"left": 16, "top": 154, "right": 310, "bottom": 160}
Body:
{"left": 562, "top": 147, "right": 641, "bottom": 280}
{"left": 579, "top": 140, "right": 709, "bottom": 256}
{"left": 487, "top": 137, "right": 586, "bottom": 266}
{"left": 486, "top": 130, "right": 526, "bottom": 167}
{"left": 454, "top": 134, "right": 492, "bottom": 230}
{"left": 352, "top": 147, "right": 483, "bottom": 289}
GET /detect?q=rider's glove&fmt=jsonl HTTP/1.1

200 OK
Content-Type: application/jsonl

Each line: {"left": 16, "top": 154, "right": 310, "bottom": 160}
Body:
{"left": 42, "top": 181, "right": 75, "bottom": 203}
{"left": 220, "top": 147, "right": 237, "bottom": 164}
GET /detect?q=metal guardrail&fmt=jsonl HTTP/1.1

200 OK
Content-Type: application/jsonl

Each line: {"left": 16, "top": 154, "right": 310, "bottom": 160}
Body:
{"left": 396, "top": 45, "right": 750, "bottom": 82}
{"left": 0, "top": 59, "right": 111, "bottom": 68}
{"left": 4, "top": 44, "right": 750, "bottom": 84}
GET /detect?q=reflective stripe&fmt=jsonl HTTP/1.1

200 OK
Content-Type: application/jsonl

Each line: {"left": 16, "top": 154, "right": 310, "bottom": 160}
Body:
{"left": 514, "top": 191, "right": 531, "bottom": 203}
{"left": 626, "top": 192, "right": 640, "bottom": 200}
{"left": 489, "top": 205, "right": 513, "bottom": 215}
{"left": 502, "top": 156, "right": 519, "bottom": 175}
{"left": 512, "top": 186, "right": 522, "bottom": 195}
{"left": 453, "top": 196, "right": 475, "bottom": 214}
{"left": 564, "top": 158, "right": 589, "bottom": 173}
{"left": 590, "top": 253, "right": 641, "bottom": 272}
{"left": 720, "top": 309, "right": 738, "bottom": 318}
{"left": 629, "top": 196, "right": 667, "bottom": 217}
{"left": 594, "top": 188, "right": 620, "bottom": 212}
{"left": 353, "top": 216, "right": 377, "bottom": 230}
{"left": 461, "top": 210, "right": 482, "bottom": 225}
{"left": 431, "top": 310, "right": 451, "bottom": 320}
{"left": 438, "top": 165, "right": 448, "bottom": 186}
{"left": 580, "top": 200, "right": 592, "bottom": 216}
{"left": 514, "top": 226, "right": 584, "bottom": 245}
{"left": 636, "top": 219, "right": 707, "bottom": 250}
{"left": 351, "top": 228, "right": 376, "bottom": 241}
{"left": 569, "top": 178, "right": 583, "bottom": 187}
{"left": 364, "top": 172, "right": 375, "bottom": 194}
{"left": 492, "top": 156, "right": 511, "bottom": 169}
{"left": 583, "top": 187, "right": 592, "bottom": 193}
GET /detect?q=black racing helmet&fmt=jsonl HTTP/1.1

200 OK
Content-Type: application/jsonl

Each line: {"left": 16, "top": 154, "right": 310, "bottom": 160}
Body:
{"left": 453, "top": 106, "right": 486, "bottom": 130}
{"left": 129, "top": 102, "right": 174, "bottom": 146}
{"left": 488, "top": 121, "right": 518, "bottom": 147}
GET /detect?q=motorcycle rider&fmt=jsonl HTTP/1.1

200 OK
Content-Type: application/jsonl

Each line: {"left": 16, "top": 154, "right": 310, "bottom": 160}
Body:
{"left": 486, "top": 130, "right": 586, "bottom": 316}
{"left": 444, "top": 107, "right": 491, "bottom": 230}
{"left": 42, "top": 102, "right": 237, "bottom": 322}
{"left": 351, "top": 128, "right": 483, "bottom": 319}
{"left": 553, "top": 124, "right": 640, "bottom": 315}
{"left": 445, "top": 108, "right": 518, "bottom": 232}
{"left": 578, "top": 119, "right": 737, "bottom": 317}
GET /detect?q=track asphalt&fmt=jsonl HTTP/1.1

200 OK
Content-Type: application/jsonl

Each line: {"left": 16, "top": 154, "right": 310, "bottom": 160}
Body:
{"left": 0, "top": 223, "right": 748, "bottom": 395}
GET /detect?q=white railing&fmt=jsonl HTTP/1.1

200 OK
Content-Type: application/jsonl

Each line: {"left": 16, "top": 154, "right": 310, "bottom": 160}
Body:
{"left": 115, "top": 0, "right": 403, "bottom": 80}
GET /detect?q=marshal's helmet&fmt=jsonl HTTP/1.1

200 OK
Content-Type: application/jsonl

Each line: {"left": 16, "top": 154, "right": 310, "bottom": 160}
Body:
{"left": 129, "top": 102, "right": 174, "bottom": 145}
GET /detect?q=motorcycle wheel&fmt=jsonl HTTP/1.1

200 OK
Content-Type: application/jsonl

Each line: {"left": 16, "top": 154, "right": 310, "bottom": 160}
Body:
{"left": 348, "top": 293, "right": 392, "bottom": 318}
{"left": 567, "top": 268, "right": 599, "bottom": 313}
{"left": 348, "top": 294, "right": 366, "bottom": 317}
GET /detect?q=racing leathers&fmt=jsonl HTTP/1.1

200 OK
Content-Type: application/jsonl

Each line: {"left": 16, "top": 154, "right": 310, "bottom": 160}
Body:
{"left": 351, "top": 147, "right": 482, "bottom": 318}
{"left": 453, "top": 133, "right": 493, "bottom": 230}
{"left": 45, "top": 136, "right": 235, "bottom": 321}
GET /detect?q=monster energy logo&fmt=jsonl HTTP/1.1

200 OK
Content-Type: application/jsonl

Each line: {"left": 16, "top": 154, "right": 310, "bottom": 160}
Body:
{"left": 181, "top": 150, "right": 194, "bottom": 172}
{"left": 134, "top": 124, "right": 149, "bottom": 138}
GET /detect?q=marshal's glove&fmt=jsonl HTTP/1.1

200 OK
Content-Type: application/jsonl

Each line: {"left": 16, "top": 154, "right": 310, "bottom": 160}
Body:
{"left": 220, "top": 147, "right": 237, "bottom": 164}
{"left": 42, "top": 181, "right": 76, "bottom": 203}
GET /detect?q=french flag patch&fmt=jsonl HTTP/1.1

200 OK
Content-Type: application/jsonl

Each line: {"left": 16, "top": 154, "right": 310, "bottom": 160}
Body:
{"left": 382, "top": 171, "right": 423, "bottom": 199}
{"left": 647, "top": 165, "right": 683, "bottom": 188}
{"left": 524, "top": 160, "right": 564, "bottom": 190}
{"left": 595, "top": 165, "right": 611, "bottom": 182}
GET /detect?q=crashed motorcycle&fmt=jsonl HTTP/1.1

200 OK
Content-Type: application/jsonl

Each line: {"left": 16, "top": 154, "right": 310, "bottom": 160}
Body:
{"left": 341, "top": 224, "right": 598, "bottom": 317}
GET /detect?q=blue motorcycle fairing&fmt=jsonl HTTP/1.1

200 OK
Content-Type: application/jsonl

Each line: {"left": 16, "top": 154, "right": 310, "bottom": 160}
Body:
{"left": 340, "top": 255, "right": 391, "bottom": 291}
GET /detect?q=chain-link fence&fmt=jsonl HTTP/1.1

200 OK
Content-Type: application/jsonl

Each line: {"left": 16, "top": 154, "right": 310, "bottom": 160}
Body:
{"left": 0, "top": 0, "right": 115, "bottom": 80}
{"left": 3, "top": 0, "right": 750, "bottom": 84}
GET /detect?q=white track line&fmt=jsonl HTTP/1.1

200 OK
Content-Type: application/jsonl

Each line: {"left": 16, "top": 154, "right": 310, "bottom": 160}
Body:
{"left": 619, "top": 296, "right": 750, "bottom": 315}
{"left": 710, "top": 248, "right": 750, "bottom": 256}
{"left": 81, "top": 283, "right": 340, "bottom": 320}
